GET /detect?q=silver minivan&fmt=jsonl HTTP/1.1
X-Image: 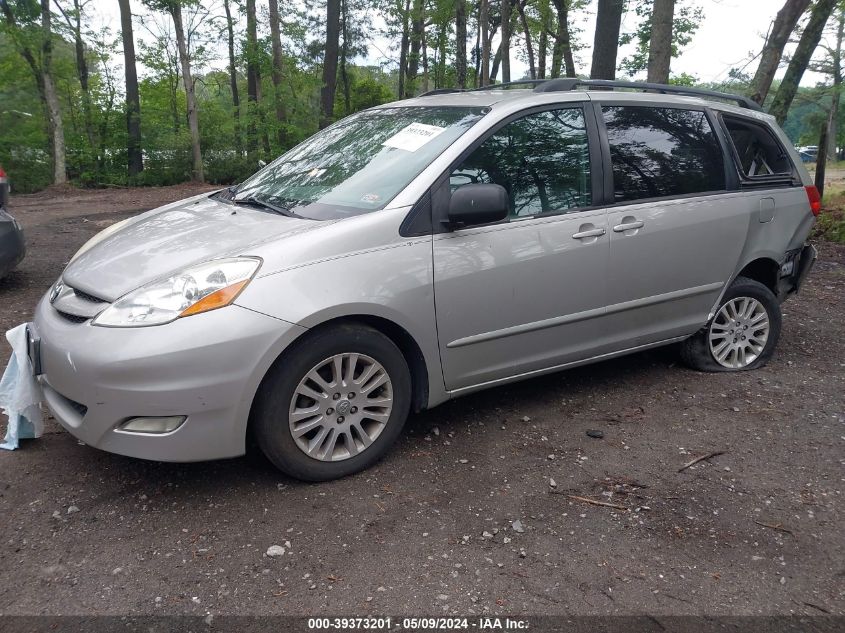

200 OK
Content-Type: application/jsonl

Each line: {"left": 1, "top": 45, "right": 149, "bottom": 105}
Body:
{"left": 29, "top": 79, "right": 819, "bottom": 480}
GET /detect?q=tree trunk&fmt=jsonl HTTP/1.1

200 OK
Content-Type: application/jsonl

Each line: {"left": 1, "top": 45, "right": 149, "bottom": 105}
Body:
{"left": 647, "top": 0, "right": 675, "bottom": 83}
{"left": 749, "top": 0, "right": 812, "bottom": 105}
{"left": 827, "top": 8, "right": 844, "bottom": 158}
{"left": 590, "top": 0, "right": 624, "bottom": 79}
{"left": 56, "top": 0, "right": 96, "bottom": 162}
{"left": 268, "top": 0, "right": 287, "bottom": 146}
{"left": 516, "top": 0, "right": 535, "bottom": 79}
{"left": 118, "top": 0, "right": 142, "bottom": 177}
{"left": 815, "top": 122, "right": 828, "bottom": 197}
{"left": 769, "top": 0, "right": 838, "bottom": 125}
{"left": 246, "top": 0, "right": 260, "bottom": 148}
{"left": 398, "top": 0, "right": 411, "bottom": 97}
{"left": 321, "top": 0, "right": 341, "bottom": 127}
{"left": 500, "top": 0, "right": 511, "bottom": 83}
{"left": 421, "top": 18, "right": 429, "bottom": 93}
{"left": 480, "top": 0, "right": 490, "bottom": 86}
{"left": 455, "top": 0, "right": 467, "bottom": 88}
{"left": 340, "top": 0, "right": 352, "bottom": 111}
{"left": 405, "top": 0, "right": 424, "bottom": 96}
{"left": 490, "top": 43, "right": 502, "bottom": 80}
{"left": 550, "top": 0, "right": 575, "bottom": 78}
{"left": 40, "top": 0, "right": 66, "bottom": 184}
{"left": 223, "top": 0, "right": 242, "bottom": 153}
{"left": 170, "top": 3, "right": 203, "bottom": 181}
{"left": 537, "top": 0, "right": 550, "bottom": 79}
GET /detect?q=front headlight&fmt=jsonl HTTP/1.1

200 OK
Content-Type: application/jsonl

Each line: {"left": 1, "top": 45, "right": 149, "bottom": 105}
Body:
{"left": 92, "top": 257, "right": 261, "bottom": 327}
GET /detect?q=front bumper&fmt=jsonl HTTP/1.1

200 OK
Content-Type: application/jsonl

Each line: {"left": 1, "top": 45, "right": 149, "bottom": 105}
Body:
{"left": 32, "top": 295, "right": 306, "bottom": 462}
{"left": 0, "top": 217, "right": 25, "bottom": 278}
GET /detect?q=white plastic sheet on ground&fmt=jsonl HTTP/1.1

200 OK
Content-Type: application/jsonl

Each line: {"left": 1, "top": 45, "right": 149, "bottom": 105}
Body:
{"left": 0, "top": 323, "right": 43, "bottom": 449}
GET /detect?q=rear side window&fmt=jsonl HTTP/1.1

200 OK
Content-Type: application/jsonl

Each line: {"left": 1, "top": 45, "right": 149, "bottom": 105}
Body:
{"left": 722, "top": 116, "right": 792, "bottom": 179}
{"left": 602, "top": 106, "right": 726, "bottom": 203}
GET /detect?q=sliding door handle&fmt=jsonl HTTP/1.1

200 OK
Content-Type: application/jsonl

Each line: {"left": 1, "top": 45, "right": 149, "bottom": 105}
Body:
{"left": 572, "top": 227, "right": 606, "bottom": 239}
{"left": 613, "top": 220, "right": 645, "bottom": 232}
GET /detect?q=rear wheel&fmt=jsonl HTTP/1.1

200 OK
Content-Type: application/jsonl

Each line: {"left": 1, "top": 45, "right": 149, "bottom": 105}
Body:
{"left": 680, "top": 277, "right": 782, "bottom": 372}
{"left": 252, "top": 324, "right": 411, "bottom": 481}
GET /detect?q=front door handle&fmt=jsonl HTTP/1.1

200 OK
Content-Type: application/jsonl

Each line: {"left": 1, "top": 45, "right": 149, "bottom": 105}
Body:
{"left": 572, "top": 227, "right": 606, "bottom": 239}
{"left": 613, "top": 220, "right": 645, "bottom": 232}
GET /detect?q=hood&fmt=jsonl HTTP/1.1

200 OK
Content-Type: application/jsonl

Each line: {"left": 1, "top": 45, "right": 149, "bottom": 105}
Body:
{"left": 62, "top": 193, "right": 321, "bottom": 301}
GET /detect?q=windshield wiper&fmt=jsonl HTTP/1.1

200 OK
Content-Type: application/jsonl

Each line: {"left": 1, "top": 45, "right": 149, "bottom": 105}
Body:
{"left": 233, "top": 195, "right": 299, "bottom": 218}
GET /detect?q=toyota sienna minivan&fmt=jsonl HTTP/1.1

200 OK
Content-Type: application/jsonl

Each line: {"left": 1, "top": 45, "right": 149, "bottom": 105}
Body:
{"left": 29, "top": 79, "right": 819, "bottom": 481}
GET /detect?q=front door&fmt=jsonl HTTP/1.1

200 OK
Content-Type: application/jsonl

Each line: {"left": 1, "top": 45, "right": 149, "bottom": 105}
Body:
{"left": 433, "top": 106, "right": 610, "bottom": 392}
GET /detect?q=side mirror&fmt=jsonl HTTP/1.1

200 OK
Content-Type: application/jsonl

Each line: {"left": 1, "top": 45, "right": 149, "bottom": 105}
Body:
{"left": 447, "top": 183, "right": 509, "bottom": 228}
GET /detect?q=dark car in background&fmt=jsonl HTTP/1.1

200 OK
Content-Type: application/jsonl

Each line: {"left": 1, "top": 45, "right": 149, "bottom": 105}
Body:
{"left": 0, "top": 165, "right": 26, "bottom": 279}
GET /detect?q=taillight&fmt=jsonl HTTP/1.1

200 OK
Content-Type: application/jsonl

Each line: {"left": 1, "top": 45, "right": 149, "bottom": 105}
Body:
{"left": 805, "top": 185, "right": 821, "bottom": 216}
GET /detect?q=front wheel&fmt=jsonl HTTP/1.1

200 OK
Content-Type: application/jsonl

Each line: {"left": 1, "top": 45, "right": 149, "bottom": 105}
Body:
{"left": 252, "top": 324, "right": 411, "bottom": 481}
{"left": 680, "top": 277, "right": 782, "bottom": 372}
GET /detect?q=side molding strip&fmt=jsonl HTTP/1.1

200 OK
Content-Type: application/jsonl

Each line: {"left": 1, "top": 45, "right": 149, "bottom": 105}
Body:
{"left": 446, "top": 282, "right": 723, "bottom": 349}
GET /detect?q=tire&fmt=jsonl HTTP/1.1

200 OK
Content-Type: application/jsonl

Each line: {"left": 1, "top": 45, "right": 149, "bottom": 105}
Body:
{"left": 680, "top": 276, "right": 782, "bottom": 372}
{"left": 252, "top": 323, "right": 411, "bottom": 481}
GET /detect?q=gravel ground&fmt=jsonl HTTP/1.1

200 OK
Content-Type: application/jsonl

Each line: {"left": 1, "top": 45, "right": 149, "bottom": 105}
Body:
{"left": 0, "top": 185, "right": 843, "bottom": 618}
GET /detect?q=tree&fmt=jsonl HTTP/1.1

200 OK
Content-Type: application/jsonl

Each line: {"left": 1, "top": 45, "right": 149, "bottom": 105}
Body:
{"left": 749, "top": 0, "right": 812, "bottom": 105}
{"left": 619, "top": 0, "right": 702, "bottom": 78}
{"left": 480, "top": 0, "right": 490, "bottom": 86}
{"left": 515, "top": 0, "right": 536, "bottom": 79}
{"left": 501, "top": 0, "right": 512, "bottom": 82}
{"left": 117, "top": 0, "right": 143, "bottom": 176}
{"left": 769, "top": 0, "right": 838, "bottom": 125}
{"left": 550, "top": 0, "right": 575, "bottom": 78}
{"left": 222, "top": 0, "right": 241, "bottom": 153}
{"left": 647, "top": 0, "right": 674, "bottom": 83}
{"left": 321, "top": 0, "right": 341, "bottom": 126}
{"left": 0, "top": 0, "right": 67, "bottom": 184}
{"left": 590, "top": 0, "right": 624, "bottom": 79}
{"left": 455, "top": 0, "right": 467, "bottom": 87}
{"left": 268, "top": 0, "right": 287, "bottom": 145}
{"left": 169, "top": 1, "right": 203, "bottom": 181}
{"left": 54, "top": 0, "right": 95, "bottom": 162}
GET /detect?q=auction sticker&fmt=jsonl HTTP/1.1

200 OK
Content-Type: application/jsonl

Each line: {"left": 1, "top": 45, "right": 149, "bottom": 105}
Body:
{"left": 383, "top": 123, "right": 446, "bottom": 152}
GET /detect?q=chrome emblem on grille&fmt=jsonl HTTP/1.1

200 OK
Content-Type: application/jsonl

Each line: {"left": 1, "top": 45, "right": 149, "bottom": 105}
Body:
{"left": 50, "top": 281, "right": 64, "bottom": 304}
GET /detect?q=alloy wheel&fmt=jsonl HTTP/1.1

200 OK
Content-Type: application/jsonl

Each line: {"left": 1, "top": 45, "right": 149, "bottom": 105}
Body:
{"left": 708, "top": 296, "right": 770, "bottom": 369}
{"left": 288, "top": 353, "right": 394, "bottom": 461}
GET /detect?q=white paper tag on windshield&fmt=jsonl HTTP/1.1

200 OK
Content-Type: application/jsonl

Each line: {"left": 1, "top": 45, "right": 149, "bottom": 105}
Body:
{"left": 383, "top": 123, "right": 446, "bottom": 152}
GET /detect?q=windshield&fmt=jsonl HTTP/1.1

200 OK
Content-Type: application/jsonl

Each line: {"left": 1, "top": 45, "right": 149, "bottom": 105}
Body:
{"left": 233, "top": 106, "right": 487, "bottom": 220}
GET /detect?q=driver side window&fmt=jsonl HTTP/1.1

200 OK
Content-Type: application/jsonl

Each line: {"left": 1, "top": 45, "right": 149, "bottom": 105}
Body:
{"left": 449, "top": 108, "right": 592, "bottom": 219}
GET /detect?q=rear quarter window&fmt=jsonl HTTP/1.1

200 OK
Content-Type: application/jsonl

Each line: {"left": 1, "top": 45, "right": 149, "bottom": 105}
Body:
{"left": 602, "top": 106, "right": 726, "bottom": 203}
{"left": 721, "top": 115, "right": 793, "bottom": 180}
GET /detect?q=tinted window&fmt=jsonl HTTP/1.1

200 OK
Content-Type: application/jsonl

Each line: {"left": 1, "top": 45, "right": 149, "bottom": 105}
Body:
{"left": 450, "top": 108, "right": 591, "bottom": 218}
{"left": 603, "top": 106, "right": 725, "bottom": 202}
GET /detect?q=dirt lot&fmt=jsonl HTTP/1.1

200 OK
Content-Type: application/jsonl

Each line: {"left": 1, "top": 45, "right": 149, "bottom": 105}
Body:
{"left": 0, "top": 185, "right": 843, "bottom": 619}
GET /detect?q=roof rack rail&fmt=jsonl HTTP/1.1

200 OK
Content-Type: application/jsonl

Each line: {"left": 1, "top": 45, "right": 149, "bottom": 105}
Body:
{"left": 418, "top": 88, "right": 465, "bottom": 97}
{"left": 533, "top": 78, "right": 762, "bottom": 111}
{"left": 419, "top": 80, "right": 546, "bottom": 97}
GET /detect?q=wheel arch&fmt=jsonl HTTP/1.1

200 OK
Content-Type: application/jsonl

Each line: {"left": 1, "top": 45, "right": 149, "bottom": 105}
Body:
{"left": 247, "top": 313, "right": 434, "bottom": 442}
{"left": 734, "top": 257, "right": 780, "bottom": 294}
{"left": 310, "top": 314, "right": 431, "bottom": 414}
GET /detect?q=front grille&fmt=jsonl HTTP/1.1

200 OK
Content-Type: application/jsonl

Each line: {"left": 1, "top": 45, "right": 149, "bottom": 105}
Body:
{"left": 73, "top": 288, "right": 107, "bottom": 304}
{"left": 55, "top": 310, "right": 88, "bottom": 324}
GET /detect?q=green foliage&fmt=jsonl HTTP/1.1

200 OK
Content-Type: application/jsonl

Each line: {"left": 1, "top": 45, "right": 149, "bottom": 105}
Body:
{"left": 619, "top": 0, "right": 704, "bottom": 77}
